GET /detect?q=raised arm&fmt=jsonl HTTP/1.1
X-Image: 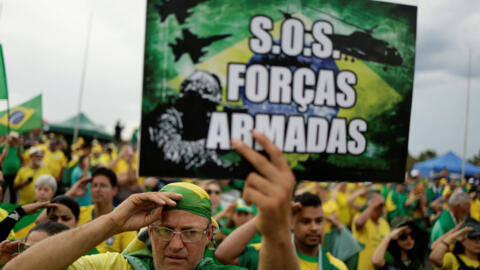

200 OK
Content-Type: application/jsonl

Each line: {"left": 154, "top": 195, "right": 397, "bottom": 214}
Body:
{"left": 215, "top": 216, "right": 258, "bottom": 265}
{"left": 348, "top": 186, "right": 368, "bottom": 210}
{"left": 232, "top": 130, "right": 299, "bottom": 270}
{"left": 4, "top": 192, "right": 182, "bottom": 270}
{"left": 371, "top": 226, "right": 407, "bottom": 267}
{"left": 354, "top": 194, "right": 382, "bottom": 230}
{"left": 0, "top": 138, "right": 9, "bottom": 165}
{"left": 429, "top": 225, "right": 472, "bottom": 267}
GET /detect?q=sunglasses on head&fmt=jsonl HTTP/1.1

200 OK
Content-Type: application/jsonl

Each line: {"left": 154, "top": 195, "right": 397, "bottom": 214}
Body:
{"left": 206, "top": 190, "right": 221, "bottom": 195}
{"left": 398, "top": 231, "right": 416, "bottom": 241}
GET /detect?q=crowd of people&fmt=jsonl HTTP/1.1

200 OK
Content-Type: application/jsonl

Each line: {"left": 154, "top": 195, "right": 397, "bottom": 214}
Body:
{"left": 0, "top": 130, "right": 479, "bottom": 270}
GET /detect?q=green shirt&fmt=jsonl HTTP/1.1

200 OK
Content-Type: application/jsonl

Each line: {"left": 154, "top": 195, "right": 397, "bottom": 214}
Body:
{"left": 239, "top": 244, "right": 345, "bottom": 270}
{"left": 0, "top": 145, "right": 23, "bottom": 175}
{"left": 430, "top": 209, "right": 455, "bottom": 244}
{"left": 386, "top": 190, "right": 415, "bottom": 222}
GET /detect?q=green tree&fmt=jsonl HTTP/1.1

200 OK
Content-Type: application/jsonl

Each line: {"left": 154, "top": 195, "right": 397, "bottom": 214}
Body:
{"left": 417, "top": 149, "right": 437, "bottom": 161}
{"left": 405, "top": 152, "right": 418, "bottom": 172}
{"left": 468, "top": 149, "right": 480, "bottom": 166}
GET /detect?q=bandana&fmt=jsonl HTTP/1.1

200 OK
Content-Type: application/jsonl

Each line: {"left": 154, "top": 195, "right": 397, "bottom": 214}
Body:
{"left": 160, "top": 182, "right": 212, "bottom": 220}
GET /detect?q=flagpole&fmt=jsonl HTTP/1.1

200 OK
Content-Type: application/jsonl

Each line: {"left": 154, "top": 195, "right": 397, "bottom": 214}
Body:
{"left": 461, "top": 48, "right": 472, "bottom": 180}
{"left": 0, "top": 4, "right": 8, "bottom": 134}
{"left": 6, "top": 95, "right": 9, "bottom": 134}
{"left": 73, "top": 1, "right": 95, "bottom": 144}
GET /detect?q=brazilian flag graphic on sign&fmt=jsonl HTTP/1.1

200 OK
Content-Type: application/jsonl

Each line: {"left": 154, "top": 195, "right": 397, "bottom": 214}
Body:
{"left": 139, "top": 0, "right": 417, "bottom": 182}
{"left": 0, "top": 94, "right": 42, "bottom": 135}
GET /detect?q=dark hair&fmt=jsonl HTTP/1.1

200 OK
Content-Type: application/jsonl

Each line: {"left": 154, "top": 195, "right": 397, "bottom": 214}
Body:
{"left": 92, "top": 167, "right": 118, "bottom": 187}
{"left": 27, "top": 221, "right": 69, "bottom": 238}
{"left": 81, "top": 141, "right": 92, "bottom": 149}
{"left": 293, "top": 192, "right": 322, "bottom": 207}
{"left": 78, "top": 154, "right": 89, "bottom": 169}
{"left": 205, "top": 180, "right": 222, "bottom": 191}
{"left": 452, "top": 241, "right": 480, "bottom": 261}
{"left": 386, "top": 222, "right": 428, "bottom": 269}
{"left": 47, "top": 195, "right": 80, "bottom": 221}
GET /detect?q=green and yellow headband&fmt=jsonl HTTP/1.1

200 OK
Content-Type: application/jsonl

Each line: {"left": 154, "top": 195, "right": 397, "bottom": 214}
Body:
{"left": 160, "top": 182, "right": 212, "bottom": 221}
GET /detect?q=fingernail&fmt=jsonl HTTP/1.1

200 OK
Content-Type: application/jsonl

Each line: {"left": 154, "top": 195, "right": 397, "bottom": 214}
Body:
{"left": 252, "top": 129, "right": 261, "bottom": 136}
{"left": 231, "top": 138, "right": 242, "bottom": 148}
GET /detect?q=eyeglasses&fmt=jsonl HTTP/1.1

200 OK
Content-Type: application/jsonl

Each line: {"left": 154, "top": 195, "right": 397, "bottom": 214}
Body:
{"left": 206, "top": 190, "right": 221, "bottom": 195}
{"left": 150, "top": 225, "right": 209, "bottom": 243}
{"left": 398, "top": 232, "right": 416, "bottom": 241}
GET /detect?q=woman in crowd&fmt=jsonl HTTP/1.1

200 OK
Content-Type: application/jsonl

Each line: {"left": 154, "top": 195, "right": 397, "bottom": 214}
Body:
{"left": 204, "top": 180, "right": 223, "bottom": 215}
{"left": 34, "top": 174, "right": 57, "bottom": 202}
{"left": 430, "top": 218, "right": 480, "bottom": 269}
{"left": 36, "top": 195, "right": 79, "bottom": 229}
{"left": 0, "top": 221, "right": 69, "bottom": 267}
{"left": 70, "top": 154, "right": 91, "bottom": 206}
{"left": 25, "top": 221, "right": 70, "bottom": 248}
{"left": 372, "top": 216, "right": 429, "bottom": 270}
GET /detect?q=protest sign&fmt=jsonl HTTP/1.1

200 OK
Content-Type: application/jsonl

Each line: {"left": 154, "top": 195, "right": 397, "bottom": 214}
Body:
{"left": 139, "top": 0, "right": 417, "bottom": 182}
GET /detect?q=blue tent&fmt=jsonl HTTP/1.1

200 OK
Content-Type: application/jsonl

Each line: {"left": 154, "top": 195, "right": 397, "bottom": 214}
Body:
{"left": 413, "top": 151, "right": 480, "bottom": 178}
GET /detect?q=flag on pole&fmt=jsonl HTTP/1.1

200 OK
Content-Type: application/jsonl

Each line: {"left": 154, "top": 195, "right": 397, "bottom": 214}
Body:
{"left": 0, "top": 44, "right": 8, "bottom": 100}
{"left": 0, "top": 94, "right": 42, "bottom": 135}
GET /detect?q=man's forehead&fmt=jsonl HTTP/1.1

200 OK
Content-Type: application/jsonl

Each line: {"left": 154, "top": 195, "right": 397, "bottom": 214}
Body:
{"left": 92, "top": 175, "right": 110, "bottom": 184}
{"left": 159, "top": 209, "right": 209, "bottom": 228}
{"left": 297, "top": 205, "right": 323, "bottom": 218}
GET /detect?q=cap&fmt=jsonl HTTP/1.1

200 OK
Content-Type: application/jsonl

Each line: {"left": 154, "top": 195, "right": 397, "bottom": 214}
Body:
{"left": 29, "top": 146, "right": 43, "bottom": 156}
{"left": 391, "top": 216, "right": 415, "bottom": 229}
{"left": 235, "top": 199, "right": 254, "bottom": 214}
{"left": 9, "top": 131, "right": 19, "bottom": 139}
{"left": 319, "top": 182, "right": 330, "bottom": 189}
{"left": 92, "top": 144, "right": 102, "bottom": 154}
{"left": 461, "top": 219, "right": 480, "bottom": 238}
{"left": 411, "top": 169, "right": 420, "bottom": 178}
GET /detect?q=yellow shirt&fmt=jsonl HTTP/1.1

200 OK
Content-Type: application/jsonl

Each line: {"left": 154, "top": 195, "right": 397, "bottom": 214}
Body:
{"left": 99, "top": 153, "right": 112, "bottom": 166}
{"left": 90, "top": 155, "right": 103, "bottom": 167}
{"left": 14, "top": 166, "right": 51, "bottom": 205}
{"left": 298, "top": 251, "right": 348, "bottom": 270}
{"left": 322, "top": 199, "right": 339, "bottom": 234}
{"left": 68, "top": 252, "right": 133, "bottom": 270}
{"left": 336, "top": 191, "right": 351, "bottom": 226}
{"left": 112, "top": 157, "right": 138, "bottom": 175}
{"left": 443, "top": 186, "right": 453, "bottom": 197}
{"left": 43, "top": 149, "right": 67, "bottom": 179}
{"left": 441, "top": 252, "right": 480, "bottom": 270}
{"left": 78, "top": 205, "right": 137, "bottom": 253}
{"left": 0, "top": 208, "right": 16, "bottom": 240}
{"left": 350, "top": 196, "right": 366, "bottom": 221}
{"left": 352, "top": 215, "right": 390, "bottom": 270}
{"left": 471, "top": 198, "right": 480, "bottom": 222}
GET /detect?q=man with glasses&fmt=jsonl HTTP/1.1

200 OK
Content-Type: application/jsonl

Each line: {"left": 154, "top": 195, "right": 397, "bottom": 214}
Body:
{"left": 5, "top": 131, "right": 300, "bottom": 270}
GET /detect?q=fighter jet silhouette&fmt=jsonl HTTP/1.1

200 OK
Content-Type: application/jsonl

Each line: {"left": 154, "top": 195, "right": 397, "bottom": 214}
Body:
{"left": 171, "top": 29, "right": 230, "bottom": 63}
{"left": 155, "top": 0, "right": 209, "bottom": 24}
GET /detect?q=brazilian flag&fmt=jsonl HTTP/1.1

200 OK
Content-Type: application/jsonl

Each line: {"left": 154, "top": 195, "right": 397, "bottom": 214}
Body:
{"left": 0, "top": 94, "right": 43, "bottom": 135}
{"left": 0, "top": 203, "right": 42, "bottom": 239}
